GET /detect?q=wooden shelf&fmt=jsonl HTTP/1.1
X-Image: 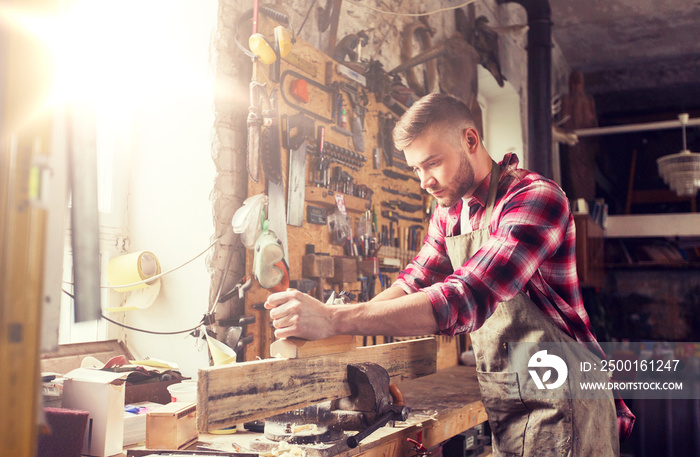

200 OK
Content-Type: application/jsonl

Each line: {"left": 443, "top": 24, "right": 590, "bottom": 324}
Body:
{"left": 605, "top": 213, "right": 700, "bottom": 238}
{"left": 605, "top": 262, "right": 700, "bottom": 270}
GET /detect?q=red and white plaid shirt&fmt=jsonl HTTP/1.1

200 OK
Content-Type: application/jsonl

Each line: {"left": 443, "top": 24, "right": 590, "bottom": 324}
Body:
{"left": 393, "top": 153, "right": 634, "bottom": 439}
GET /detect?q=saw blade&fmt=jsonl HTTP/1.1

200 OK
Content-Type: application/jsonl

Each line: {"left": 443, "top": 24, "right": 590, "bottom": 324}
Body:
{"left": 261, "top": 125, "right": 283, "bottom": 185}
{"left": 286, "top": 143, "right": 307, "bottom": 227}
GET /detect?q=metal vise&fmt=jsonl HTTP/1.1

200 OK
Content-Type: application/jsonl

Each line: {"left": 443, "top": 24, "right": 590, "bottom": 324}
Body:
{"left": 262, "top": 362, "right": 409, "bottom": 449}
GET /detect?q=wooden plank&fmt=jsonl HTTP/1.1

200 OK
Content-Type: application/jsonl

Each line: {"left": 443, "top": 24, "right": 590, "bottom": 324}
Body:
{"left": 270, "top": 335, "right": 357, "bottom": 358}
{"left": 435, "top": 335, "right": 460, "bottom": 370}
{"left": 0, "top": 2, "right": 55, "bottom": 453}
{"left": 197, "top": 338, "right": 436, "bottom": 431}
{"left": 193, "top": 365, "right": 485, "bottom": 457}
{"left": 40, "top": 340, "right": 134, "bottom": 374}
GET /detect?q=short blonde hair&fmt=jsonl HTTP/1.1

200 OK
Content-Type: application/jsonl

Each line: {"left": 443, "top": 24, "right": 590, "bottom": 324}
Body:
{"left": 392, "top": 93, "right": 478, "bottom": 151}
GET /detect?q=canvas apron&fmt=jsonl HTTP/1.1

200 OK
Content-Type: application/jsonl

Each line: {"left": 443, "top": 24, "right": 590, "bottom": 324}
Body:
{"left": 444, "top": 162, "right": 618, "bottom": 457}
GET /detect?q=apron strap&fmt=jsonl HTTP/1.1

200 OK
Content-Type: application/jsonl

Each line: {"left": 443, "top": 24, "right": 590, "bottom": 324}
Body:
{"left": 484, "top": 160, "right": 500, "bottom": 225}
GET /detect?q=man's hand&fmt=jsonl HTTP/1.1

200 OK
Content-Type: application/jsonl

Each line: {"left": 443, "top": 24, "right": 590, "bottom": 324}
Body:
{"left": 264, "top": 289, "right": 336, "bottom": 340}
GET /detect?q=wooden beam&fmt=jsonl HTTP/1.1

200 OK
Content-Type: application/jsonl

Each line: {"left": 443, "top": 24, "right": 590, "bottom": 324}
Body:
{"left": 269, "top": 335, "right": 357, "bottom": 359}
{"left": 197, "top": 338, "right": 437, "bottom": 432}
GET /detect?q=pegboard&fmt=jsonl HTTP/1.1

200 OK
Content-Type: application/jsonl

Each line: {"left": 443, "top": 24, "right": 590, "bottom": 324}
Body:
{"left": 241, "top": 16, "right": 430, "bottom": 360}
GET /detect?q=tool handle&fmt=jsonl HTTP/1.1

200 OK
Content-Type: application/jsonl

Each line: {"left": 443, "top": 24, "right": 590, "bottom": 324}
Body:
{"left": 346, "top": 410, "right": 396, "bottom": 449}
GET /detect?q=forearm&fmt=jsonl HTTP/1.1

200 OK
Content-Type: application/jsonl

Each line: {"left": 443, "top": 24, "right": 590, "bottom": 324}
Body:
{"left": 368, "top": 285, "right": 407, "bottom": 302}
{"left": 332, "top": 291, "right": 439, "bottom": 337}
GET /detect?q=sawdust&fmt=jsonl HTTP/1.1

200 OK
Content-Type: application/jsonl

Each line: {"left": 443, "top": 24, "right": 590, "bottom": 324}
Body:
{"left": 264, "top": 441, "right": 307, "bottom": 457}
{"left": 398, "top": 409, "right": 440, "bottom": 427}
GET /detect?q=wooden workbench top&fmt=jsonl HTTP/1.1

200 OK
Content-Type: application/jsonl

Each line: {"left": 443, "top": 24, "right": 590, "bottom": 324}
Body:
{"left": 186, "top": 365, "right": 487, "bottom": 457}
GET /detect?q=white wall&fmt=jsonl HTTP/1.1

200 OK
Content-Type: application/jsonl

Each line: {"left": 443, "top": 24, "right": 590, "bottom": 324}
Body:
{"left": 121, "top": 1, "right": 218, "bottom": 378}
{"left": 478, "top": 66, "right": 525, "bottom": 166}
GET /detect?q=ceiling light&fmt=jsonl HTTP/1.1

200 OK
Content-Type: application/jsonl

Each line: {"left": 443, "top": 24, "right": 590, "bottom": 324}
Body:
{"left": 657, "top": 113, "right": 700, "bottom": 197}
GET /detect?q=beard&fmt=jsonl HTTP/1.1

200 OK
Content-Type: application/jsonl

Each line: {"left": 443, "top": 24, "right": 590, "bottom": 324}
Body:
{"left": 431, "top": 152, "right": 475, "bottom": 207}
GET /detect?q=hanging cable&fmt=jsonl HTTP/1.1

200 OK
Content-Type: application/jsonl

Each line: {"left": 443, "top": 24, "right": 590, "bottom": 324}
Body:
{"left": 62, "top": 287, "right": 205, "bottom": 335}
{"left": 296, "top": 0, "right": 317, "bottom": 37}
{"left": 63, "top": 235, "right": 222, "bottom": 290}
{"left": 101, "top": 313, "right": 203, "bottom": 336}
{"left": 345, "top": 0, "right": 477, "bottom": 17}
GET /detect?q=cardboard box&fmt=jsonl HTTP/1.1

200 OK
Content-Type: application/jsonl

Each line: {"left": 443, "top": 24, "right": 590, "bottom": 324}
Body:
{"left": 61, "top": 368, "right": 130, "bottom": 457}
{"left": 146, "top": 402, "right": 198, "bottom": 450}
{"left": 123, "top": 402, "right": 163, "bottom": 447}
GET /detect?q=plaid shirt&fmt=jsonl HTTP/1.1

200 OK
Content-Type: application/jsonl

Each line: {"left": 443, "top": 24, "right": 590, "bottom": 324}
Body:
{"left": 393, "top": 153, "right": 634, "bottom": 439}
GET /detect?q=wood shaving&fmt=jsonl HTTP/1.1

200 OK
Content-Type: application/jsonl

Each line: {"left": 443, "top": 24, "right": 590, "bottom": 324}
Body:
{"left": 270, "top": 441, "right": 307, "bottom": 457}
{"left": 401, "top": 409, "right": 439, "bottom": 427}
{"left": 291, "top": 423, "right": 318, "bottom": 435}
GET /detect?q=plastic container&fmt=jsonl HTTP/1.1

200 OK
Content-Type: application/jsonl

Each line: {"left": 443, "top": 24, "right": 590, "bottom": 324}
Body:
{"left": 166, "top": 381, "right": 197, "bottom": 403}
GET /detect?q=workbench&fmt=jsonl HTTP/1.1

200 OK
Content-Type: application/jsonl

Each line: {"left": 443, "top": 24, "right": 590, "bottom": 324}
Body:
{"left": 125, "top": 365, "right": 487, "bottom": 457}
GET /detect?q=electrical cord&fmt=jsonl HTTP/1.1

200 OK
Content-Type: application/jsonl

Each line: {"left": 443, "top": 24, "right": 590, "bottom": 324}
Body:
{"left": 346, "top": 0, "right": 477, "bottom": 17}
{"left": 62, "top": 236, "right": 222, "bottom": 290}
{"left": 61, "top": 288, "right": 204, "bottom": 335}
{"left": 296, "top": 0, "right": 316, "bottom": 37}
{"left": 61, "top": 240, "right": 250, "bottom": 336}
{"left": 101, "top": 313, "right": 203, "bottom": 336}
{"left": 59, "top": 233, "right": 237, "bottom": 336}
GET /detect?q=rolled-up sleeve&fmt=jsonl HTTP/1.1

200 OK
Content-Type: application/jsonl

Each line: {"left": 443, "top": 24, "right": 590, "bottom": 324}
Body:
{"left": 397, "top": 179, "right": 570, "bottom": 336}
{"left": 393, "top": 206, "right": 453, "bottom": 292}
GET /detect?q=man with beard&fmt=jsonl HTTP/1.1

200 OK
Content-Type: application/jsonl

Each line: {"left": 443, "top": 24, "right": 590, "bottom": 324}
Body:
{"left": 265, "top": 93, "right": 634, "bottom": 455}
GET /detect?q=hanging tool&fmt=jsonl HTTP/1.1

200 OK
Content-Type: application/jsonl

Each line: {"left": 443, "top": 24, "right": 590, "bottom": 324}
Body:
{"left": 219, "top": 313, "right": 257, "bottom": 363}
{"left": 339, "top": 82, "right": 369, "bottom": 152}
{"left": 260, "top": 90, "right": 282, "bottom": 185}
{"left": 378, "top": 112, "right": 396, "bottom": 167}
{"left": 313, "top": 138, "right": 367, "bottom": 170}
{"left": 253, "top": 213, "right": 289, "bottom": 292}
{"left": 382, "top": 168, "right": 420, "bottom": 182}
{"left": 382, "top": 210, "right": 423, "bottom": 223}
{"left": 290, "top": 78, "right": 309, "bottom": 103}
{"left": 283, "top": 113, "right": 314, "bottom": 225}
{"left": 287, "top": 141, "right": 307, "bottom": 227}
{"left": 246, "top": 82, "right": 272, "bottom": 183}
{"left": 240, "top": 6, "right": 290, "bottom": 183}
{"left": 269, "top": 25, "right": 292, "bottom": 83}
{"left": 317, "top": 0, "right": 343, "bottom": 54}
{"left": 260, "top": 90, "right": 290, "bottom": 263}
{"left": 280, "top": 69, "right": 335, "bottom": 123}
{"left": 313, "top": 126, "right": 331, "bottom": 187}
{"left": 381, "top": 186, "right": 422, "bottom": 201}
{"left": 282, "top": 112, "right": 315, "bottom": 150}
{"left": 332, "top": 31, "right": 369, "bottom": 64}
{"left": 235, "top": 6, "right": 293, "bottom": 64}
{"left": 381, "top": 200, "right": 424, "bottom": 213}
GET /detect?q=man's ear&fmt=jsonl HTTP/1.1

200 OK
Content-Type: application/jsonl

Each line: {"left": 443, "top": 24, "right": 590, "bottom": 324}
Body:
{"left": 462, "top": 127, "right": 480, "bottom": 152}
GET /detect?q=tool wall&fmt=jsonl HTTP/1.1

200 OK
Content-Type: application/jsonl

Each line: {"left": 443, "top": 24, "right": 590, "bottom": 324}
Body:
{"left": 243, "top": 16, "right": 431, "bottom": 359}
